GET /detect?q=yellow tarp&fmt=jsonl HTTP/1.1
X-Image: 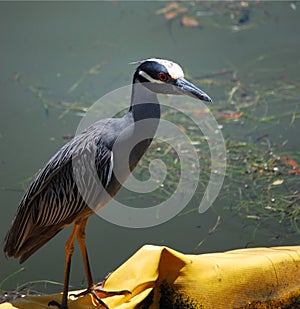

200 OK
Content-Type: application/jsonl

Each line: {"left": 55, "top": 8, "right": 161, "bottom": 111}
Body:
{"left": 1, "top": 245, "right": 300, "bottom": 309}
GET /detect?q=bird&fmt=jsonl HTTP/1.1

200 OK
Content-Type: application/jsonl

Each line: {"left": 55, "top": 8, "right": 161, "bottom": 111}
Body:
{"left": 3, "top": 58, "right": 212, "bottom": 309}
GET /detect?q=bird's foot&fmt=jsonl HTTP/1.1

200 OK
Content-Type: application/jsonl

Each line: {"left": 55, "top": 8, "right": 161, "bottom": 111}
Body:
{"left": 48, "top": 300, "right": 68, "bottom": 309}
{"left": 70, "top": 284, "right": 131, "bottom": 309}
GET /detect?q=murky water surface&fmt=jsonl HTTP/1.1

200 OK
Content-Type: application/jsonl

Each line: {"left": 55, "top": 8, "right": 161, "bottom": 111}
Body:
{"left": 0, "top": 2, "right": 299, "bottom": 293}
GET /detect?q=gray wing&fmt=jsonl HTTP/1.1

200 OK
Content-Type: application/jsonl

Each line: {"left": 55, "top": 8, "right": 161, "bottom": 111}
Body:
{"left": 3, "top": 121, "right": 113, "bottom": 263}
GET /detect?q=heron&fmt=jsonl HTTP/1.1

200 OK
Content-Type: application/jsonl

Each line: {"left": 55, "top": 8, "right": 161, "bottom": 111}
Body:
{"left": 3, "top": 58, "right": 212, "bottom": 309}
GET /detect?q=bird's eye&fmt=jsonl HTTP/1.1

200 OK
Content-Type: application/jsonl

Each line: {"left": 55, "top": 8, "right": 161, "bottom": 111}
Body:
{"left": 158, "top": 73, "right": 169, "bottom": 82}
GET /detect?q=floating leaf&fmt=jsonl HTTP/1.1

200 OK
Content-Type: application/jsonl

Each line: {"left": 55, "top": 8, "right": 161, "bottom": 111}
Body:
{"left": 181, "top": 16, "right": 199, "bottom": 27}
{"left": 161, "top": 3, "right": 188, "bottom": 20}
{"left": 165, "top": 11, "right": 178, "bottom": 20}
{"left": 165, "top": 1, "right": 179, "bottom": 12}
{"left": 272, "top": 179, "right": 284, "bottom": 186}
{"left": 287, "top": 169, "right": 300, "bottom": 175}
{"left": 281, "top": 156, "right": 298, "bottom": 169}
{"left": 219, "top": 112, "right": 243, "bottom": 121}
{"left": 156, "top": 1, "right": 179, "bottom": 15}
{"left": 177, "top": 7, "right": 188, "bottom": 14}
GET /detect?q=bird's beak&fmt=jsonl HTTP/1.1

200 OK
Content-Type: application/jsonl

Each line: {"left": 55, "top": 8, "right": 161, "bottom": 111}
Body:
{"left": 174, "top": 77, "right": 212, "bottom": 102}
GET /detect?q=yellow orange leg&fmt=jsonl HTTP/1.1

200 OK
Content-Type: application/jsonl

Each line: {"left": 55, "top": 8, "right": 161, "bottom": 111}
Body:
{"left": 76, "top": 218, "right": 93, "bottom": 288}
{"left": 72, "top": 218, "right": 131, "bottom": 308}
{"left": 48, "top": 224, "right": 78, "bottom": 309}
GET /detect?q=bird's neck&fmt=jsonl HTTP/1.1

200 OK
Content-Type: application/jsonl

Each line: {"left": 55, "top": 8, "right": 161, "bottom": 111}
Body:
{"left": 130, "top": 78, "right": 161, "bottom": 122}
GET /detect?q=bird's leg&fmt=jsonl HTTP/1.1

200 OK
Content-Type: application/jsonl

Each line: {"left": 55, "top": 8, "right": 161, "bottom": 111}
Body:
{"left": 70, "top": 218, "right": 131, "bottom": 308}
{"left": 48, "top": 224, "right": 77, "bottom": 309}
{"left": 76, "top": 218, "right": 93, "bottom": 289}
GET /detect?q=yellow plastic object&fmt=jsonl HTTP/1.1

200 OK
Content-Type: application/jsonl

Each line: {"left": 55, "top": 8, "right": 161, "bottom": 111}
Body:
{"left": 1, "top": 245, "right": 300, "bottom": 309}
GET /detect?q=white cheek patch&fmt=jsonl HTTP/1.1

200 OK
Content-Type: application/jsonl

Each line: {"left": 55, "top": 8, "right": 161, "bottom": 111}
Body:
{"left": 139, "top": 70, "right": 165, "bottom": 84}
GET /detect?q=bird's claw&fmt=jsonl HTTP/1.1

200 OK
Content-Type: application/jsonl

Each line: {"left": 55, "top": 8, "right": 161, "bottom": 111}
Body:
{"left": 70, "top": 286, "right": 131, "bottom": 309}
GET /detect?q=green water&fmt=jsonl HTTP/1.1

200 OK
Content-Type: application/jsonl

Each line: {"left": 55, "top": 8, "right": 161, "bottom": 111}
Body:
{"left": 0, "top": 2, "right": 299, "bottom": 294}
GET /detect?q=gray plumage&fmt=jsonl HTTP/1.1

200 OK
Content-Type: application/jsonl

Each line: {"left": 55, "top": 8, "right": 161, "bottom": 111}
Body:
{"left": 3, "top": 58, "right": 211, "bottom": 309}
{"left": 4, "top": 118, "right": 117, "bottom": 262}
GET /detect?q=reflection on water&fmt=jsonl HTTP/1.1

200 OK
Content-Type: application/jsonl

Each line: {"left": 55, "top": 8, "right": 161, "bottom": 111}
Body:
{"left": 0, "top": 1, "right": 299, "bottom": 293}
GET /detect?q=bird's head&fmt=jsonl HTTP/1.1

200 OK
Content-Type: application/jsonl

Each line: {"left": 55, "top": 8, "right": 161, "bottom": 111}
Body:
{"left": 132, "top": 58, "right": 212, "bottom": 102}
